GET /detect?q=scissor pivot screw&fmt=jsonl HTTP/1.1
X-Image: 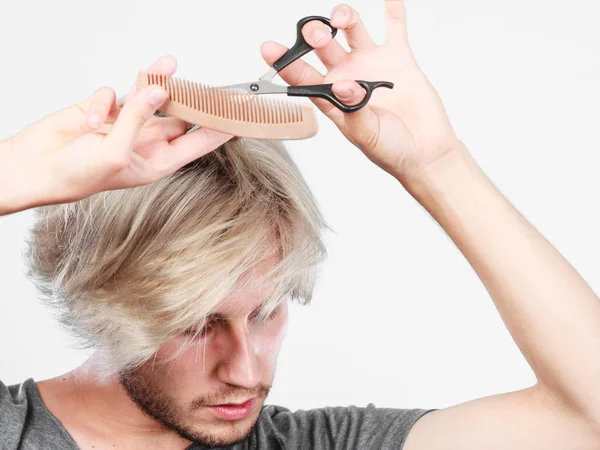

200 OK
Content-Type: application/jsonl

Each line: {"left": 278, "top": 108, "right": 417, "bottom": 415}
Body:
{"left": 250, "top": 83, "right": 260, "bottom": 91}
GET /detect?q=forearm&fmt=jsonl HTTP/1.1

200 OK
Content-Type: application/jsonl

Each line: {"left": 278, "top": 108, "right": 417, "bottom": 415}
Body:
{"left": 0, "top": 137, "right": 41, "bottom": 215}
{"left": 404, "top": 144, "right": 600, "bottom": 422}
{"left": 0, "top": 138, "right": 18, "bottom": 215}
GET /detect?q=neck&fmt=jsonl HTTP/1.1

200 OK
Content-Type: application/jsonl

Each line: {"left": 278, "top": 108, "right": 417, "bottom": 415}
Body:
{"left": 36, "top": 353, "right": 192, "bottom": 449}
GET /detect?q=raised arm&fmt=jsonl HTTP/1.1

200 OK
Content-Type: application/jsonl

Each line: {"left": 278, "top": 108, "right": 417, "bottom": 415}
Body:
{"left": 401, "top": 142, "right": 600, "bottom": 450}
{"left": 0, "top": 56, "right": 232, "bottom": 216}
{"left": 0, "top": 138, "right": 17, "bottom": 215}
{"left": 261, "top": 1, "right": 600, "bottom": 448}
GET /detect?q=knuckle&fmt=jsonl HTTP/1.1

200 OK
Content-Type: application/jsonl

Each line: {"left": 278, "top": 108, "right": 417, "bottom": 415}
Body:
{"left": 348, "top": 11, "right": 360, "bottom": 29}
{"left": 130, "top": 95, "right": 156, "bottom": 127}
{"left": 295, "top": 63, "right": 310, "bottom": 85}
{"left": 135, "top": 111, "right": 151, "bottom": 130}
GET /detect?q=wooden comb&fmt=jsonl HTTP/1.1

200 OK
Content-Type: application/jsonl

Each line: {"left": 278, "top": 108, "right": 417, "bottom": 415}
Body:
{"left": 137, "top": 71, "right": 318, "bottom": 140}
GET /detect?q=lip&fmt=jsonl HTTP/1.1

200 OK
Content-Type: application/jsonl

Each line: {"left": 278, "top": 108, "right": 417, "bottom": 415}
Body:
{"left": 208, "top": 398, "right": 255, "bottom": 421}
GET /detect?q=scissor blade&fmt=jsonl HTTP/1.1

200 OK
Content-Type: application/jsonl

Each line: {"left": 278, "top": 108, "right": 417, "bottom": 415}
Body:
{"left": 219, "top": 80, "right": 287, "bottom": 95}
{"left": 259, "top": 67, "right": 278, "bottom": 82}
{"left": 219, "top": 83, "right": 255, "bottom": 94}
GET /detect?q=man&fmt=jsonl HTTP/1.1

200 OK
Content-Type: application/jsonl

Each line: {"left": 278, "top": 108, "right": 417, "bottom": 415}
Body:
{"left": 1, "top": 1, "right": 600, "bottom": 449}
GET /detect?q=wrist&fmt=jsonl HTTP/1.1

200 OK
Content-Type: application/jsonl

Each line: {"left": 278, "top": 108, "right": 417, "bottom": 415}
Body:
{"left": 399, "top": 141, "right": 485, "bottom": 211}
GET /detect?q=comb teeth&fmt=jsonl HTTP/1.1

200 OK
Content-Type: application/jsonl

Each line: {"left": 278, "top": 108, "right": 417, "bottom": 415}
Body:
{"left": 146, "top": 73, "right": 304, "bottom": 124}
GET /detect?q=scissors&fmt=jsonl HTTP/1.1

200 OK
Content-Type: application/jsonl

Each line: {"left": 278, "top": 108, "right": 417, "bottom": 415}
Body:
{"left": 220, "top": 15, "right": 394, "bottom": 114}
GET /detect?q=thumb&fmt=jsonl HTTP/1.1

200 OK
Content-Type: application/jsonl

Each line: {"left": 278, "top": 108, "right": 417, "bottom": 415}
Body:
{"left": 330, "top": 80, "right": 381, "bottom": 149}
{"left": 99, "top": 85, "right": 168, "bottom": 164}
{"left": 50, "top": 87, "right": 116, "bottom": 136}
{"left": 80, "top": 87, "right": 117, "bottom": 130}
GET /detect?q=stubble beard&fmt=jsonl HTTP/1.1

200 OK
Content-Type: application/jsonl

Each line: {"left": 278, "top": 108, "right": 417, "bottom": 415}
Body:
{"left": 118, "top": 367, "right": 270, "bottom": 448}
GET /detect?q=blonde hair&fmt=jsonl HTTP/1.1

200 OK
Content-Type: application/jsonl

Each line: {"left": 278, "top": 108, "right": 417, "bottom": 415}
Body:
{"left": 26, "top": 137, "right": 327, "bottom": 375}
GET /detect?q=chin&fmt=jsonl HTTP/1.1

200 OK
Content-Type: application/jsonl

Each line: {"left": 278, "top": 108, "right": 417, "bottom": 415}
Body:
{"left": 187, "top": 410, "right": 263, "bottom": 448}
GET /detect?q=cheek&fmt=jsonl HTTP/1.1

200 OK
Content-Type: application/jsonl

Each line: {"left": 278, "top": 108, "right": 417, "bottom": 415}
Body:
{"left": 153, "top": 337, "right": 214, "bottom": 379}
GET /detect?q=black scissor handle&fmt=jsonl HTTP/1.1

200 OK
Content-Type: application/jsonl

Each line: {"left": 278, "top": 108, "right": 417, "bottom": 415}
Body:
{"left": 287, "top": 81, "right": 394, "bottom": 113}
{"left": 272, "top": 16, "right": 338, "bottom": 73}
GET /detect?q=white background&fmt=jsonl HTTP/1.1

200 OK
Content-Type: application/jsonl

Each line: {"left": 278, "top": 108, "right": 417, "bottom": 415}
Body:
{"left": 0, "top": 0, "right": 599, "bottom": 413}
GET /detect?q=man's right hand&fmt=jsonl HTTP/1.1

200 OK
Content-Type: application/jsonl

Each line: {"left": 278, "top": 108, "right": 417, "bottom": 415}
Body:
{"left": 0, "top": 55, "right": 233, "bottom": 215}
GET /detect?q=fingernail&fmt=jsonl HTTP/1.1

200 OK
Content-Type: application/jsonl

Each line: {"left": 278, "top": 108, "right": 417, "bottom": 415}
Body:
{"left": 148, "top": 88, "right": 168, "bottom": 107}
{"left": 88, "top": 114, "right": 102, "bottom": 129}
{"left": 332, "top": 10, "right": 347, "bottom": 22}
{"left": 313, "top": 29, "right": 329, "bottom": 44}
{"left": 335, "top": 88, "right": 353, "bottom": 100}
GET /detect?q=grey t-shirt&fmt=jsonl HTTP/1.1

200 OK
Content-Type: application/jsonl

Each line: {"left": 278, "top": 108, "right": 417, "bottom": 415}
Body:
{"left": 1, "top": 378, "right": 434, "bottom": 449}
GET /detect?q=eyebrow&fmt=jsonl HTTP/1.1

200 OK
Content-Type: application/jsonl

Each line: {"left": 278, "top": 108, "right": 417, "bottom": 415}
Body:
{"left": 205, "top": 300, "right": 273, "bottom": 322}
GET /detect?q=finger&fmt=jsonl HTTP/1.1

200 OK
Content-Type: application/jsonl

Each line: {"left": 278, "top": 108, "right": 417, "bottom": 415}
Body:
{"left": 82, "top": 87, "right": 117, "bottom": 130}
{"left": 329, "top": 80, "right": 368, "bottom": 127}
{"left": 260, "top": 41, "right": 336, "bottom": 114}
{"left": 124, "top": 116, "right": 188, "bottom": 144}
{"left": 260, "top": 41, "right": 325, "bottom": 86}
{"left": 163, "top": 128, "right": 233, "bottom": 172}
{"left": 300, "top": 21, "right": 347, "bottom": 69}
{"left": 385, "top": 0, "right": 409, "bottom": 47}
{"left": 101, "top": 85, "right": 169, "bottom": 163}
{"left": 121, "top": 55, "right": 178, "bottom": 105}
{"left": 95, "top": 113, "right": 188, "bottom": 141}
{"left": 158, "top": 116, "right": 188, "bottom": 141}
{"left": 51, "top": 87, "right": 116, "bottom": 136}
{"left": 147, "top": 54, "right": 177, "bottom": 75}
{"left": 331, "top": 80, "right": 381, "bottom": 149}
{"left": 331, "top": 80, "right": 367, "bottom": 105}
{"left": 330, "top": 4, "right": 376, "bottom": 50}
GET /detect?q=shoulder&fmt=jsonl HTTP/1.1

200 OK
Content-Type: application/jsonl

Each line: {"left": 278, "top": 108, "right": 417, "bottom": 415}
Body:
{"left": 253, "top": 403, "right": 435, "bottom": 450}
{"left": 0, "top": 378, "right": 78, "bottom": 450}
{"left": 0, "top": 378, "right": 34, "bottom": 427}
{"left": 0, "top": 378, "right": 36, "bottom": 449}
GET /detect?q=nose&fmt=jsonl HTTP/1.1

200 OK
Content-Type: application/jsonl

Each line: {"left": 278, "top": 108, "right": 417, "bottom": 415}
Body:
{"left": 216, "top": 325, "right": 262, "bottom": 389}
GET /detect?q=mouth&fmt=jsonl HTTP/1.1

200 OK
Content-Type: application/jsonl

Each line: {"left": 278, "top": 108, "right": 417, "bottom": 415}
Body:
{"left": 210, "top": 398, "right": 253, "bottom": 406}
{"left": 208, "top": 398, "right": 256, "bottom": 421}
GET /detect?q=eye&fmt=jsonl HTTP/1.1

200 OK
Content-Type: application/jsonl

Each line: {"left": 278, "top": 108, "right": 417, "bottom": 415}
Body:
{"left": 267, "top": 306, "right": 280, "bottom": 320}
{"left": 184, "top": 319, "right": 219, "bottom": 339}
{"left": 251, "top": 304, "right": 281, "bottom": 325}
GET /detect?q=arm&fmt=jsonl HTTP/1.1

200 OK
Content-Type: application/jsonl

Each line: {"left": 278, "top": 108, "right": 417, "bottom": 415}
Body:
{"left": 0, "top": 137, "right": 19, "bottom": 215}
{"left": 0, "top": 56, "right": 232, "bottom": 216}
{"left": 261, "top": 1, "right": 600, "bottom": 447}
{"left": 402, "top": 144, "right": 600, "bottom": 449}
{"left": 408, "top": 145, "right": 600, "bottom": 423}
